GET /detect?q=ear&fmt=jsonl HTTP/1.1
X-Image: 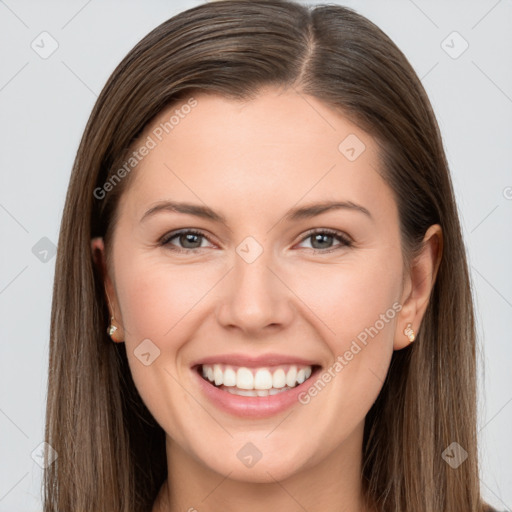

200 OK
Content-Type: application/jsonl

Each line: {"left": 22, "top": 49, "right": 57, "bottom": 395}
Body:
{"left": 394, "top": 224, "right": 443, "bottom": 350}
{"left": 91, "top": 237, "right": 125, "bottom": 342}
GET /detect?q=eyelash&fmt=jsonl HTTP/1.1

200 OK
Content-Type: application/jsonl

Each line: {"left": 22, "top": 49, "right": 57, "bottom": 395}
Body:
{"left": 159, "top": 228, "right": 353, "bottom": 254}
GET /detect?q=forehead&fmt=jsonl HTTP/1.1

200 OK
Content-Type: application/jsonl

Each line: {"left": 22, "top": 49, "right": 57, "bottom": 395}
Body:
{"left": 119, "top": 88, "right": 395, "bottom": 224}
{"left": 148, "top": 88, "right": 370, "bottom": 160}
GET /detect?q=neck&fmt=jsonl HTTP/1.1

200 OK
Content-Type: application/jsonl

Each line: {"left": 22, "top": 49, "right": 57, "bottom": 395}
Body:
{"left": 153, "top": 421, "right": 375, "bottom": 512}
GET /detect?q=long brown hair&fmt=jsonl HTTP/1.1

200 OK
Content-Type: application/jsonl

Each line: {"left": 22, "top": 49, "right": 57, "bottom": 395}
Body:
{"left": 44, "top": 1, "right": 488, "bottom": 510}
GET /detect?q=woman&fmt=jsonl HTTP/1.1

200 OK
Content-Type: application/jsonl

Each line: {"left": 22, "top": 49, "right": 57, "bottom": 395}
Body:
{"left": 43, "top": 1, "right": 501, "bottom": 511}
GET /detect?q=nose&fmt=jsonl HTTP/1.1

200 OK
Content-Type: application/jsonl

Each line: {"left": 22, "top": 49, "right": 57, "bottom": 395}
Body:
{"left": 215, "top": 244, "right": 295, "bottom": 337}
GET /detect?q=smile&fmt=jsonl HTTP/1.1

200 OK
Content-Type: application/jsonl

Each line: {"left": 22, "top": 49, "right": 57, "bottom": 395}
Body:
{"left": 192, "top": 360, "right": 322, "bottom": 417}
{"left": 200, "top": 363, "right": 314, "bottom": 396}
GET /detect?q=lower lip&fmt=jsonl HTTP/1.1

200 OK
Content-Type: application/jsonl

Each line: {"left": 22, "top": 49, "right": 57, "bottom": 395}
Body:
{"left": 192, "top": 366, "right": 320, "bottom": 418}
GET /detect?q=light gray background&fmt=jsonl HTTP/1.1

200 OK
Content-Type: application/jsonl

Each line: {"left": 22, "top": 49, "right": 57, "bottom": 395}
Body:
{"left": 0, "top": 1, "right": 511, "bottom": 510}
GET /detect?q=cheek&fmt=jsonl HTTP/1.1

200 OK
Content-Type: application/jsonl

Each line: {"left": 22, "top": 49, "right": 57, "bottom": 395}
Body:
{"left": 115, "top": 253, "right": 215, "bottom": 342}
{"left": 287, "top": 248, "right": 402, "bottom": 405}
{"left": 290, "top": 248, "right": 403, "bottom": 347}
{"left": 113, "top": 251, "right": 229, "bottom": 408}
{"left": 113, "top": 254, "right": 214, "bottom": 437}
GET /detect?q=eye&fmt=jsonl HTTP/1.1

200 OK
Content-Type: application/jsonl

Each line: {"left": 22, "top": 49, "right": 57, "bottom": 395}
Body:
{"left": 159, "top": 229, "right": 213, "bottom": 252}
{"left": 159, "top": 228, "right": 353, "bottom": 254}
{"left": 296, "top": 228, "right": 353, "bottom": 253}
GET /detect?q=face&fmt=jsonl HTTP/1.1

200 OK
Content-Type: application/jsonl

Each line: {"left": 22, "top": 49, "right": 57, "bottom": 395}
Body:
{"left": 94, "top": 87, "right": 416, "bottom": 483}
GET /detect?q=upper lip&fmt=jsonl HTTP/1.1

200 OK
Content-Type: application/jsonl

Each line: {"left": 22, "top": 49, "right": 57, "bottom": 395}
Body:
{"left": 190, "top": 353, "right": 321, "bottom": 368}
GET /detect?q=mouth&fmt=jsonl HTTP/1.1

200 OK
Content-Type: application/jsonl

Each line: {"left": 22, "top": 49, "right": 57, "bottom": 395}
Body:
{"left": 194, "top": 363, "right": 322, "bottom": 397}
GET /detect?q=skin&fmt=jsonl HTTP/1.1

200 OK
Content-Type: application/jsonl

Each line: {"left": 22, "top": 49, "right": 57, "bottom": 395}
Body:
{"left": 91, "top": 86, "right": 442, "bottom": 512}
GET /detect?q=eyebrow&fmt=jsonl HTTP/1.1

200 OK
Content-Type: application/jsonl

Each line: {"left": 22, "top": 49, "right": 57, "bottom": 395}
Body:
{"left": 140, "top": 199, "right": 373, "bottom": 225}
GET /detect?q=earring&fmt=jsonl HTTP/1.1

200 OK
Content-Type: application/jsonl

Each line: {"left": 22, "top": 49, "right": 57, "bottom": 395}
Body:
{"left": 105, "top": 291, "right": 120, "bottom": 341}
{"left": 404, "top": 323, "right": 416, "bottom": 342}
{"left": 107, "top": 319, "right": 118, "bottom": 337}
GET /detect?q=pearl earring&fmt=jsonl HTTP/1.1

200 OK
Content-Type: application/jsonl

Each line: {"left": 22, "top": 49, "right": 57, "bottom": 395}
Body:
{"left": 107, "top": 320, "right": 118, "bottom": 337}
{"left": 106, "top": 291, "right": 120, "bottom": 341}
{"left": 404, "top": 323, "right": 416, "bottom": 342}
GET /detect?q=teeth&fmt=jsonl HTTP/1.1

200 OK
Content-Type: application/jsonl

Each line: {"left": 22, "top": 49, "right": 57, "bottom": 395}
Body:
{"left": 272, "top": 368, "right": 286, "bottom": 388}
{"left": 221, "top": 385, "right": 291, "bottom": 397}
{"left": 236, "top": 368, "right": 254, "bottom": 390}
{"left": 223, "top": 367, "right": 236, "bottom": 386}
{"left": 254, "top": 369, "right": 273, "bottom": 389}
{"left": 214, "top": 365, "right": 223, "bottom": 386}
{"left": 219, "top": 386, "right": 290, "bottom": 396}
{"left": 200, "top": 363, "right": 315, "bottom": 391}
{"left": 285, "top": 366, "right": 297, "bottom": 387}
